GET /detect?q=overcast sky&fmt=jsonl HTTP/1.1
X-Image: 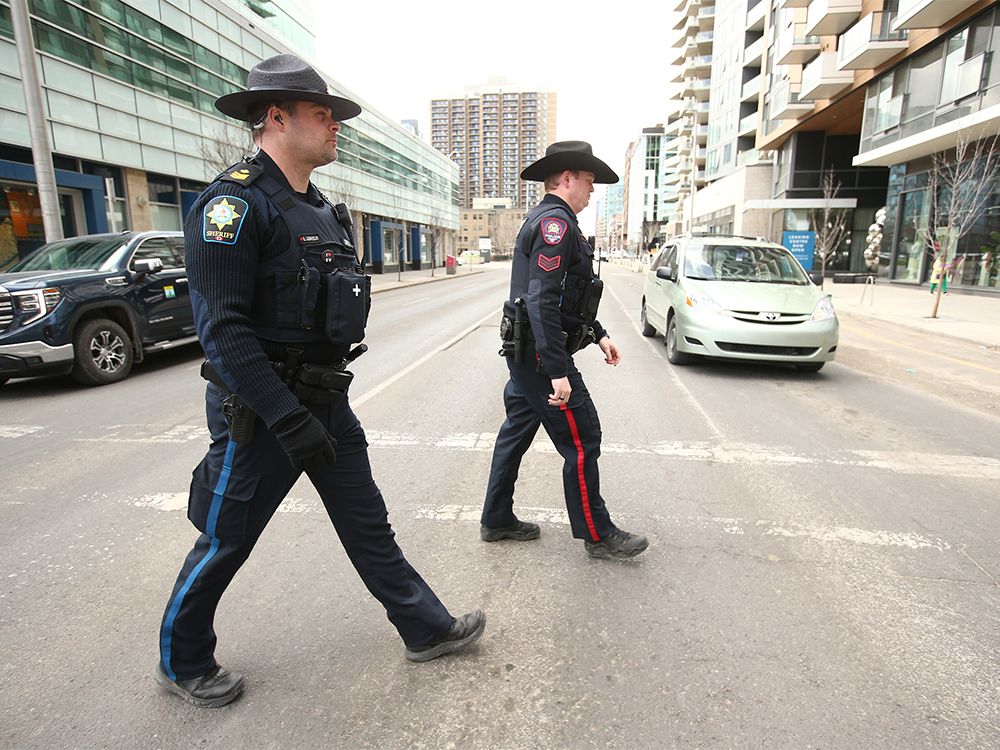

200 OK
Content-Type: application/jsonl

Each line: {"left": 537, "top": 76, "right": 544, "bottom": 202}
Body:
{"left": 314, "top": 1, "right": 676, "bottom": 231}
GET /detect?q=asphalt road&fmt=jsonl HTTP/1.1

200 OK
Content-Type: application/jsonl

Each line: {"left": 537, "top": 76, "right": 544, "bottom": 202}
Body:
{"left": 2, "top": 262, "right": 998, "bottom": 749}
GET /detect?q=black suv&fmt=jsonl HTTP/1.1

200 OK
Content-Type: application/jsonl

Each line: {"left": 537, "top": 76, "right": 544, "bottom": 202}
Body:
{"left": 0, "top": 231, "right": 198, "bottom": 386}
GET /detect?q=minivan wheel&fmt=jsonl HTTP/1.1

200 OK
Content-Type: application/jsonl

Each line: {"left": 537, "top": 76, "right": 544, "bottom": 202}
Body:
{"left": 640, "top": 300, "right": 656, "bottom": 337}
{"left": 72, "top": 318, "right": 135, "bottom": 386}
{"left": 665, "top": 316, "right": 692, "bottom": 365}
{"left": 796, "top": 362, "right": 825, "bottom": 373}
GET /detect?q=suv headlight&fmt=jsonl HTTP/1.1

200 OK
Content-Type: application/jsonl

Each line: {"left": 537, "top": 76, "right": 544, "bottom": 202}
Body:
{"left": 13, "top": 288, "right": 62, "bottom": 325}
{"left": 811, "top": 295, "right": 836, "bottom": 321}
{"left": 685, "top": 292, "right": 727, "bottom": 317}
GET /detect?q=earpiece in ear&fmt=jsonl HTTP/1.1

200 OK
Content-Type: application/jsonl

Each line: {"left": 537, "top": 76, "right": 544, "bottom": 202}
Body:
{"left": 275, "top": 114, "right": 284, "bottom": 124}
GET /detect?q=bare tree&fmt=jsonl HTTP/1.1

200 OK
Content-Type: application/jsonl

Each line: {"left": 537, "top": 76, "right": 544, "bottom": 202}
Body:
{"left": 489, "top": 209, "right": 523, "bottom": 260}
{"left": 199, "top": 124, "right": 254, "bottom": 176}
{"left": 809, "top": 170, "right": 850, "bottom": 288}
{"left": 924, "top": 131, "right": 1000, "bottom": 318}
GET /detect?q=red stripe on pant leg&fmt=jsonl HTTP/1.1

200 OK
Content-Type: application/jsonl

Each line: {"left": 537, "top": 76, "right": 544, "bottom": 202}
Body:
{"left": 562, "top": 407, "right": 600, "bottom": 541}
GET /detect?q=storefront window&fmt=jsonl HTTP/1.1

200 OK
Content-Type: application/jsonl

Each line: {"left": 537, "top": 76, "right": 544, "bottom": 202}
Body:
{"left": 894, "top": 189, "right": 929, "bottom": 282}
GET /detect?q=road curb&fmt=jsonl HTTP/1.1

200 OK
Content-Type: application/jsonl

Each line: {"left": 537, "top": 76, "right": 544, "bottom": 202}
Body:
{"left": 371, "top": 269, "right": 484, "bottom": 295}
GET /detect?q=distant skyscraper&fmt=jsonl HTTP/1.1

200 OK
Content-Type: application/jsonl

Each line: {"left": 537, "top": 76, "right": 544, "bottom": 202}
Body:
{"left": 430, "top": 81, "right": 557, "bottom": 210}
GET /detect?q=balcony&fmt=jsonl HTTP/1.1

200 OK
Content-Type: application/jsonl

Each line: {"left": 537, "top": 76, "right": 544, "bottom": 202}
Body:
{"left": 800, "top": 51, "right": 854, "bottom": 99}
{"left": 695, "top": 146, "right": 708, "bottom": 164}
{"left": 664, "top": 170, "right": 683, "bottom": 185}
{"left": 838, "top": 12, "right": 909, "bottom": 70}
{"left": 744, "top": 35, "right": 765, "bottom": 67}
{"left": 685, "top": 77, "right": 712, "bottom": 101}
{"left": 805, "top": 0, "right": 862, "bottom": 37}
{"left": 779, "top": 0, "right": 810, "bottom": 7}
{"left": 694, "top": 124, "right": 710, "bottom": 143}
{"left": 697, "top": 7, "right": 716, "bottom": 30}
{"left": 776, "top": 25, "right": 821, "bottom": 65}
{"left": 688, "top": 54, "right": 713, "bottom": 73}
{"left": 736, "top": 148, "right": 772, "bottom": 166}
{"left": 738, "top": 112, "right": 758, "bottom": 136}
{"left": 686, "top": 0, "right": 701, "bottom": 17}
{"left": 742, "top": 74, "right": 762, "bottom": 102}
{"left": 746, "top": 0, "right": 766, "bottom": 32}
{"left": 892, "top": 0, "right": 979, "bottom": 30}
{"left": 693, "top": 31, "right": 715, "bottom": 52}
{"left": 769, "top": 80, "right": 813, "bottom": 119}
{"left": 694, "top": 100, "right": 711, "bottom": 122}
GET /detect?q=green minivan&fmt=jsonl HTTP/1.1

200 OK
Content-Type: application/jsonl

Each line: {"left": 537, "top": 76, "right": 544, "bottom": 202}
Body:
{"left": 640, "top": 235, "right": 839, "bottom": 372}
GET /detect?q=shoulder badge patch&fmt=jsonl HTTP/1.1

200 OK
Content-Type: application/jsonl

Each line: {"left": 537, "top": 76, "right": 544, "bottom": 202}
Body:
{"left": 538, "top": 253, "right": 561, "bottom": 272}
{"left": 203, "top": 196, "right": 249, "bottom": 245}
{"left": 228, "top": 168, "right": 252, "bottom": 181}
{"left": 541, "top": 218, "right": 568, "bottom": 245}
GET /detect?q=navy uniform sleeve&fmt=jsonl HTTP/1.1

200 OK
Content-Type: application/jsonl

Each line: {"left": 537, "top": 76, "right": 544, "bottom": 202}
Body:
{"left": 523, "top": 212, "right": 573, "bottom": 378}
{"left": 185, "top": 184, "right": 301, "bottom": 427}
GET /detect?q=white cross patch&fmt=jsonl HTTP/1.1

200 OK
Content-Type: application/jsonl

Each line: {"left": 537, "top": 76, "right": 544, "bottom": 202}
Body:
{"left": 352, "top": 284, "right": 361, "bottom": 297}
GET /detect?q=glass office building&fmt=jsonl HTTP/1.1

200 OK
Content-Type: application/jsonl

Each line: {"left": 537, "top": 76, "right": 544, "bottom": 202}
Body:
{"left": 0, "top": 0, "right": 458, "bottom": 271}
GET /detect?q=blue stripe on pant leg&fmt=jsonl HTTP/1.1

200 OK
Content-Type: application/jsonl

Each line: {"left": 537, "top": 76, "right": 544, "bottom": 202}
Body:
{"left": 159, "top": 440, "right": 238, "bottom": 680}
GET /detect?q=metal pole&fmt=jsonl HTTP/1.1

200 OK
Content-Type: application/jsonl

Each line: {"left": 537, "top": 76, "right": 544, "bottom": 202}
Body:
{"left": 11, "top": 0, "right": 63, "bottom": 242}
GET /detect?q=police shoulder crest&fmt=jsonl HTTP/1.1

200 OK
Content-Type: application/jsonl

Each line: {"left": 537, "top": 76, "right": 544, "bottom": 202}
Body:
{"left": 540, "top": 217, "right": 568, "bottom": 246}
{"left": 203, "top": 195, "right": 249, "bottom": 245}
{"left": 218, "top": 162, "right": 262, "bottom": 186}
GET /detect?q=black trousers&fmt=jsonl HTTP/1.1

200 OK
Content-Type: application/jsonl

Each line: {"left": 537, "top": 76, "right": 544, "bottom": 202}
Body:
{"left": 159, "top": 384, "right": 452, "bottom": 681}
{"left": 482, "top": 357, "right": 616, "bottom": 541}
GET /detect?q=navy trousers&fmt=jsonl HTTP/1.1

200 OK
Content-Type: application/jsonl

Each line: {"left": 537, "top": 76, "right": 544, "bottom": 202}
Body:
{"left": 159, "top": 384, "right": 452, "bottom": 681}
{"left": 482, "top": 357, "right": 616, "bottom": 542}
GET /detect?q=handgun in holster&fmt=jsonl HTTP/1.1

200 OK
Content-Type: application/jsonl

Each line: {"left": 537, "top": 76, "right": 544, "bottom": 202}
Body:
{"left": 200, "top": 361, "right": 256, "bottom": 444}
{"left": 512, "top": 297, "right": 529, "bottom": 364}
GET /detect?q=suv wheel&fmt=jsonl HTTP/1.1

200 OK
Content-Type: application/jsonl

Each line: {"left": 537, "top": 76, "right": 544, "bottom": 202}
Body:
{"left": 665, "top": 316, "right": 692, "bottom": 365}
{"left": 72, "top": 318, "right": 134, "bottom": 386}
{"left": 640, "top": 300, "right": 656, "bottom": 337}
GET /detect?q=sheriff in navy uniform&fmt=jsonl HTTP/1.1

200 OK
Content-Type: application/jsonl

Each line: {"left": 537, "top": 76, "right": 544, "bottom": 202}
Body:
{"left": 481, "top": 142, "right": 648, "bottom": 560}
{"left": 155, "top": 55, "right": 485, "bottom": 708}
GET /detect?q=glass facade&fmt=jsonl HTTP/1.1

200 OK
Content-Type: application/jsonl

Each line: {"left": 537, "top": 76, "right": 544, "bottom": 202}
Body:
{"left": 860, "top": 7, "right": 1000, "bottom": 154}
{"left": 0, "top": 0, "right": 459, "bottom": 249}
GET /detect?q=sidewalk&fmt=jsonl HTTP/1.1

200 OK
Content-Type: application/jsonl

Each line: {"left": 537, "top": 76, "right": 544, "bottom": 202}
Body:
{"left": 826, "top": 280, "right": 1000, "bottom": 350}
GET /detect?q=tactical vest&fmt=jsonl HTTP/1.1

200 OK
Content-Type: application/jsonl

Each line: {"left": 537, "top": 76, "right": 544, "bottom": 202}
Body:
{"left": 526, "top": 204, "right": 603, "bottom": 324}
{"left": 219, "top": 161, "right": 371, "bottom": 347}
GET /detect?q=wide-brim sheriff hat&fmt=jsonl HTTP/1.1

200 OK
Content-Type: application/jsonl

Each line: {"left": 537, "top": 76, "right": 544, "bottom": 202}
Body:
{"left": 215, "top": 54, "right": 362, "bottom": 122}
{"left": 520, "top": 141, "right": 619, "bottom": 184}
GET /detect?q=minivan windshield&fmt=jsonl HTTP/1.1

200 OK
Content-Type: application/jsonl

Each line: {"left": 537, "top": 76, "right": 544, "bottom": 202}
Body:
{"left": 684, "top": 244, "right": 810, "bottom": 284}
{"left": 7, "top": 237, "right": 126, "bottom": 272}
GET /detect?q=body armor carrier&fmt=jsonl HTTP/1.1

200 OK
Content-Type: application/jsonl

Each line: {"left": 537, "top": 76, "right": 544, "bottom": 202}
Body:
{"left": 222, "top": 161, "right": 371, "bottom": 347}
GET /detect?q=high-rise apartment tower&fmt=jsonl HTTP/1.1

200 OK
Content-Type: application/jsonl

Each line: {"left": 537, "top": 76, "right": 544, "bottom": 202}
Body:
{"left": 430, "top": 82, "right": 557, "bottom": 210}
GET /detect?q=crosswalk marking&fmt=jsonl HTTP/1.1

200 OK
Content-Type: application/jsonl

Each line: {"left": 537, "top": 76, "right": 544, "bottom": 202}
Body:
{"left": 3, "top": 423, "right": 999, "bottom": 480}
{"left": 125, "top": 495, "right": 950, "bottom": 552}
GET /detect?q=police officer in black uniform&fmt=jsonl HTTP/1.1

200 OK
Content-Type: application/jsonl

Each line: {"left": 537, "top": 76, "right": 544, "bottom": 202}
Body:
{"left": 155, "top": 55, "right": 485, "bottom": 708}
{"left": 481, "top": 142, "right": 648, "bottom": 560}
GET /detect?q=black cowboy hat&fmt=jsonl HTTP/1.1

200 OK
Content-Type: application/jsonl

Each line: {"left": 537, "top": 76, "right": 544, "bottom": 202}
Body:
{"left": 520, "top": 141, "right": 619, "bottom": 184}
{"left": 215, "top": 54, "right": 362, "bottom": 122}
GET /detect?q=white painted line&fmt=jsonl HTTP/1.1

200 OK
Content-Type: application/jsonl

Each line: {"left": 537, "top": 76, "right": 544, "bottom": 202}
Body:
{"left": 0, "top": 425, "right": 45, "bottom": 438}
{"left": 604, "top": 278, "right": 724, "bottom": 440}
{"left": 350, "top": 308, "right": 500, "bottom": 410}
{"left": 403, "top": 296, "right": 433, "bottom": 307}
{"left": 128, "top": 497, "right": 950, "bottom": 551}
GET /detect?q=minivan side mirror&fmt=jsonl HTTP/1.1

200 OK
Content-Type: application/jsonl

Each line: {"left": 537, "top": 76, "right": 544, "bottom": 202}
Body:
{"left": 808, "top": 271, "right": 823, "bottom": 286}
{"left": 656, "top": 265, "right": 677, "bottom": 282}
{"left": 132, "top": 257, "right": 164, "bottom": 277}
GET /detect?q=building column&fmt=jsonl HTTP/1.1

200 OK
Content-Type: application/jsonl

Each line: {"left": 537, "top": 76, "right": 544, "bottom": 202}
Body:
{"left": 124, "top": 168, "right": 152, "bottom": 231}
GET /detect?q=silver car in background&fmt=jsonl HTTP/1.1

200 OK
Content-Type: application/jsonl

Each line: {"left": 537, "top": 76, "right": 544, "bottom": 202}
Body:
{"left": 640, "top": 235, "right": 838, "bottom": 372}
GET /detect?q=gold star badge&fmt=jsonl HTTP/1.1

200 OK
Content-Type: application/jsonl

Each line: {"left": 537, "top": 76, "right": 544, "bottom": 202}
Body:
{"left": 207, "top": 198, "right": 241, "bottom": 231}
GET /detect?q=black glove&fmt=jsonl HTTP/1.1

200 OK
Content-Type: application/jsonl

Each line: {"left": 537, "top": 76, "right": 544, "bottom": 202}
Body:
{"left": 271, "top": 406, "right": 337, "bottom": 472}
